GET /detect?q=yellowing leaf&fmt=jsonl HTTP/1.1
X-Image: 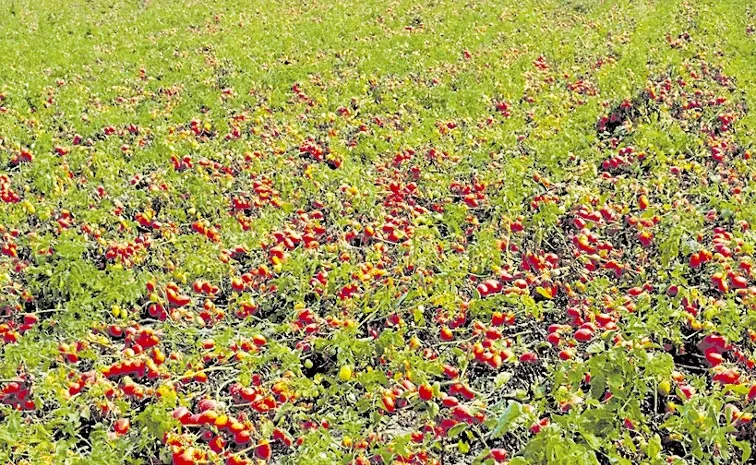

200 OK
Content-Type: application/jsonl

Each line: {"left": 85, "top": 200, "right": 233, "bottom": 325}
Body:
{"left": 535, "top": 286, "right": 553, "bottom": 299}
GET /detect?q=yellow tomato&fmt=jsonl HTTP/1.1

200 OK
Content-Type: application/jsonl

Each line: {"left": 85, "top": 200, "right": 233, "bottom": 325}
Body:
{"left": 338, "top": 365, "right": 353, "bottom": 382}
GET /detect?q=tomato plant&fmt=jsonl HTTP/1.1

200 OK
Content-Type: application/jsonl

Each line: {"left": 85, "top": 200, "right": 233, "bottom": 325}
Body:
{"left": 1, "top": 0, "right": 756, "bottom": 464}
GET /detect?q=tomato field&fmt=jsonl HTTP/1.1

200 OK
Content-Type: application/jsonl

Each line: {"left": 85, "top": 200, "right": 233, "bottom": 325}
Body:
{"left": 1, "top": 0, "right": 756, "bottom": 464}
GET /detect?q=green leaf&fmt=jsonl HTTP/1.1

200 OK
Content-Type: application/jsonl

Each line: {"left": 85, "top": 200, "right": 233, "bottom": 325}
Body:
{"left": 647, "top": 433, "right": 662, "bottom": 459}
{"left": 490, "top": 401, "right": 523, "bottom": 439}
{"left": 494, "top": 371, "right": 513, "bottom": 388}
{"left": 734, "top": 440, "right": 752, "bottom": 464}
{"left": 447, "top": 422, "right": 468, "bottom": 438}
{"left": 590, "top": 373, "right": 606, "bottom": 399}
{"left": 581, "top": 432, "right": 602, "bottom": 451}
{"left": 412, "top": 306, "right": 425, "bottom": 325}
{"left": 458, "top": 439, "right": 470, "bottom": 454}
{"left": 509, "top": 458, "right": 529, "bottom": 465}
{"left": 585, "top": 341, "right": 606, "bottom": 355}
{"left": 623, "top": 431, "right": 637, "bottom": 453}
